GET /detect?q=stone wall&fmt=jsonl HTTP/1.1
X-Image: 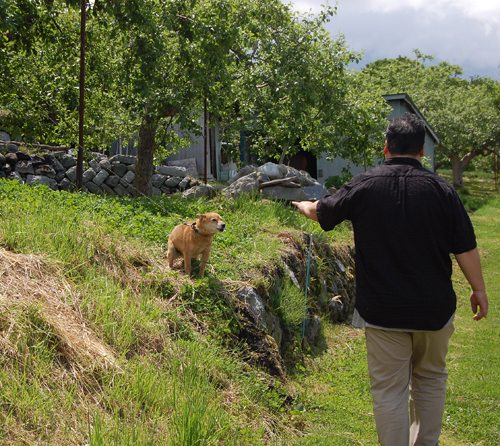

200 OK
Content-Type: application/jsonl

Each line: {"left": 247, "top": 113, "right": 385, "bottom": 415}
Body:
{"left": 0, "top": 141, "right": 196, "bottom": 197}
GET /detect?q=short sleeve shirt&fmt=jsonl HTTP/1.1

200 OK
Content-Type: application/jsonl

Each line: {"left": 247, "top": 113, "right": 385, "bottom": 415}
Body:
{"left": 317, "top": 157, "right": 476, "bottom": 331}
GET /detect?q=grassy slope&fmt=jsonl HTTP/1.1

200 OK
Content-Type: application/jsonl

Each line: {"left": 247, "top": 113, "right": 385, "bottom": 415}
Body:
{"left": 0, "top": 172, "right": 498, "bottom": 445}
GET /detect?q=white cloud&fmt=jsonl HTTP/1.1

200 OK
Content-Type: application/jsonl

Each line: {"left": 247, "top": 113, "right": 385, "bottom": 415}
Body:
{"left": 291, "top": 0, "right": 500, "bottom": 25}
{"left": 286, "top": 0, "right": 500, "bottom": 79}
{"left": 360, "top": 0, "right": 500, "bottom": 26}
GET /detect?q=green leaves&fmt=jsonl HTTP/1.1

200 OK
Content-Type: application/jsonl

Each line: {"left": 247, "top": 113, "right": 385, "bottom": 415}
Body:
{"left": 360, "top": 52, "right": 500, "bottom": 184}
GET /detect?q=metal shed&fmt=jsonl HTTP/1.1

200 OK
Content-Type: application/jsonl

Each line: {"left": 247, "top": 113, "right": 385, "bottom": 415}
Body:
{"left": 315, "top": 93, "right": 440, "bottom": 184}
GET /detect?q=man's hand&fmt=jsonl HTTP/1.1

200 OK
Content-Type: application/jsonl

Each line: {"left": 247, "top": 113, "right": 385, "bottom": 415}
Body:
{"left": 291, "top": 200, "right": 319, "bottom": 222}
{"left": 470, "top": 290, "right": 488, "bottom": 321}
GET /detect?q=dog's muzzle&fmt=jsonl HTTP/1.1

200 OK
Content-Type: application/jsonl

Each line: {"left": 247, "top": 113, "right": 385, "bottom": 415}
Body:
{"left": 218, "top": 223, "right": 225, "bottom": 232}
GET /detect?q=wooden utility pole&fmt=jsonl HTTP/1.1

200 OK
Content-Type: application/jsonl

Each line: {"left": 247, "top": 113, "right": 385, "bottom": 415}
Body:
{"left": 204, "top": 97, "right": 208, "bottom": 184}
{"left": 77, "top": 0, "right": 86, "bottom": 189}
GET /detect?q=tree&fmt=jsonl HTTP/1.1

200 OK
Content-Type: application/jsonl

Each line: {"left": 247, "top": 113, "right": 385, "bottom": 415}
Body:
{"left": 221, "top": 5, "right": 388, "bottom": 168}
{"left": 0, "top": 3, "right": 126, "bottom": 150}
{"left": 360, "top": 52, "right": 500, "bottom": 188}
{"left": 2, "top": 0, "right": 389, "bottom": 196}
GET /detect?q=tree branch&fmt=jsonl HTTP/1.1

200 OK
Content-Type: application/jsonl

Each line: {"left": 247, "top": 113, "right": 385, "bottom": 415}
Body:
{"left": 1, "top": 141, "right": 71, "bottom": 152}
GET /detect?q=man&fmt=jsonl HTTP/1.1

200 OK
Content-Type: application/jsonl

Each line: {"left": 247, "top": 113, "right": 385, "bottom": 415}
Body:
{"left": 292, "top": 113, "right": 488, "bottom": 446}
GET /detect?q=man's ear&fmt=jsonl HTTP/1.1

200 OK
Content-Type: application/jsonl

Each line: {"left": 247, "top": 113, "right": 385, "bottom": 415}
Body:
{"left": 383, "top": 141, "right": 389, "bottom": 156}
{"left": 419, "top": 144, "right": 425, "bottom": 158}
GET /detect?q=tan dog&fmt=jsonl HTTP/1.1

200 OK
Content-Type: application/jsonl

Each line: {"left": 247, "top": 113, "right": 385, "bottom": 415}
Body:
{"left": 167, "top": 213, "right": 225, "bottom": 276}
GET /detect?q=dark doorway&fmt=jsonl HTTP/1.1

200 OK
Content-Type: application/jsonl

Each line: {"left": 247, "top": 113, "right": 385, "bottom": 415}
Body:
{"left": 285, "top": 150, "right": 317, "bottom": 180}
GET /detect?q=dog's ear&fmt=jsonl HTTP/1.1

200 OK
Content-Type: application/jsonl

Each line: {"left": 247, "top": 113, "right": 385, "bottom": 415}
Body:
{"left": 196, "top": 213, "right": 205, "bottom": 221}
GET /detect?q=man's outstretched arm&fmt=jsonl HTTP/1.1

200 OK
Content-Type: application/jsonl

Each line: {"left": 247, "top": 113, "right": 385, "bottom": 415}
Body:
{"left": 292, "top": 200, "right": 319, "bottom": 222}
{"left": 455, "top": 248, "right": 488, "bottom": 321}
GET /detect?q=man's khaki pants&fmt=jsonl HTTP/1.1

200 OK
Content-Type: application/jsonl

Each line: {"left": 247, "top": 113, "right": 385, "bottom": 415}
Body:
{"left": 365, "top": 324, "right": 454, "bottom": 446}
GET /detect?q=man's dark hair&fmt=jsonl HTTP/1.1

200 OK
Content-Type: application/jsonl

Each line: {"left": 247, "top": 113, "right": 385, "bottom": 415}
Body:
{"left": 386, "top": 112, "right": 426, "bottom": 156}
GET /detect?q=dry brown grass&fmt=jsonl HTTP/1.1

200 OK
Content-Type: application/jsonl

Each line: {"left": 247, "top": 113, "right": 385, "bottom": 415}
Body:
{"left": 0, "top": 248, "right": 116, "bottom": 371}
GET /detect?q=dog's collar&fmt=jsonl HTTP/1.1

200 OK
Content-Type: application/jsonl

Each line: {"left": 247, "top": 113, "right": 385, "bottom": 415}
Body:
{"left": 183, "top": 222, "right": 199, "bottom": 233}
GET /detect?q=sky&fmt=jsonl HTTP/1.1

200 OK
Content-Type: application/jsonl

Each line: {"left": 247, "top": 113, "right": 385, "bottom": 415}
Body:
{"left": 287, "top": 0, "right": 500, "bottom": 80}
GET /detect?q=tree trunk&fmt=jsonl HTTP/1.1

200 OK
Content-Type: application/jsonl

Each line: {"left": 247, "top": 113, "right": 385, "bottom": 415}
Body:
{"left": 450, "top": 151, "right": 463, "bottom": 189}
{"left": 278, "top": 142, "right": 289, "bottom": 165}
{"left": 134, "top": 116, "right": 157, "bottom": 197}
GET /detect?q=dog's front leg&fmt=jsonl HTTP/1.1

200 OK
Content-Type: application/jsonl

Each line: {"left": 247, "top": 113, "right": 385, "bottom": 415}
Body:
{"left": 199, "top": 249, "right": 211, "bottom": 277}
{"left": 183, "top": 253, "right": 192, "bottom": 276}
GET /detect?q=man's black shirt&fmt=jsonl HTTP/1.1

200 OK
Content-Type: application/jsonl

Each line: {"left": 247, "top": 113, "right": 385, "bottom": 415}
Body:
{"left": 317, "top": 157, "right": 476, "bottom": 331}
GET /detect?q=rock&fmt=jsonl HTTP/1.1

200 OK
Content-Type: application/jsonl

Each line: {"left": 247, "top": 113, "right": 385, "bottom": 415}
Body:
{"left": 16, "top": 151, "right": 31, "bottom": 161}
{"left": 182, "top": 184, "right": 216, "bottom": 199}
{"left": 167, "top": 158, "right": 196, "bottom": 177}
{"left": 104, "top": 174, "right": 120, "bottom": 188}
{"left": 60, "top": 154, "right": 77, "bottom": 169}
{"left": 304, "top": 315, "right": 322, "bottom": 343}
{"left": 65, "top": 166, "right": 77, "bottom": 183}
{"left": 58, "top": 178, "right": 75, "bottom": 192}
{"left": 111, "top": 163, "right": 127, "bottom": 177}
{"left": 109, "top": 154, "right": 136, "bottom": 165}
{"left": 84, "top": 181, "right": 102, "bottom": 195}
{"left": 257, "top": 162, "right": 287, "bottom": 180}
{"left": 157, "top": 165, "right": 188, "bottom": 177}
{"left": 0, "top": 131, "right": 10, "bottom": 141}
{"left": 120, "top": 170, "right": 135, "bottom": 187}
{"left": 51, "top": 157, "right": 65, "bottom": 173}
{"left": 26, "top": 174, "right": 51, "bottom": 187}
{"left": 227, "top": 165, "right": 256, "bottom": 185}
{"left": 30, "top": 154, "right": 45, "bottom": 164}
{"left": 8, "top": 171, "right": 23, "bottom": 183}
{"left": 92, "top": 169, "right": 109, "bottom": 186}
{"left": 0, "top": 154, "right": 5, "bottom": 165}
{"left": 5, "top": 153, "right": 18, "bottom": 165}
{"left": 178, "top": 176, "right": 190, "bottom": 191}
{"left": 55, "top": 170, "right": 66, "bottom": 183}
{"left": 303, "top": 184, "right": 329, "bottom": 200}
{"left": 164, "top": 176, "right": 182, "bottom": 187}
{"left": 261, "top": 185, "right": 308, "bottom": 202}
{"left": 15, "top": 160, "right": 35, "bottom": 175}
{"left": 286, "top": 166, "right": 300, "bottom": 177}
{"left": 101, "top": 183, "right": 117, "bottom": 196}
{"left": 91, "top": 152, "right": 108, "bottom": 163}
{"left": 34, "top": 164, "right": 56, "bottom": 178}
{"left": 334, "top": 259, "right": 346, "bottom": 274}
{"left": 152, "top": 174, "right": 167, "bottom": 188}
{"left": 328, "top": 297, "right": 345, "bottom": 323}
{"left": 53, "top": 151, "right": 66, "bottom": 159}
{"left": 237, "top": 287, "right": 267, "bottom": 329}
{"left": 257, "top": 172, "right": 271, "bottom": 183}
{"left": 82, "top": 167, "right": 97, "bottom": 184}
{"left": 265, "top": 312, "right": 283, "bottom": 350}
{"left": 6, "top": 144, "right": 19, "bottom": 153}
{"left": 88, "top": 159, "right": 102, "bottom": 173}
{"left": 152, "top": 186, "right": 161, "bottom": 196}
{"left": 113, "top": 183, "right": 129, "bottom": 197}
{"left": 297, "top": 170, "right": 320, "bottom": 187}
{"left": 222, "top": 172, "right": 260, "bottom": 199}
{"left": 1, "top": 164, "right": 12, "bottom": 175}
{"left": 99, "top": 158, "right": 113, "bottom": 173}
{"left": 43, "top": 153, "right": 56, "bottom": 164}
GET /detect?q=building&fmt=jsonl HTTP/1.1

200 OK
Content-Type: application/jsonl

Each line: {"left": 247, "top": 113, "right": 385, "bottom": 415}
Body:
{"left": 315, "top": 93, "right": 440, "bottom": 185}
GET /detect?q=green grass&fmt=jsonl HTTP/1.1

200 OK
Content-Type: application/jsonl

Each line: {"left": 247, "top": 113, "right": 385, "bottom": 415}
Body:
{"left": 0, "top": 173, "right": 498, "bottom": 445}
